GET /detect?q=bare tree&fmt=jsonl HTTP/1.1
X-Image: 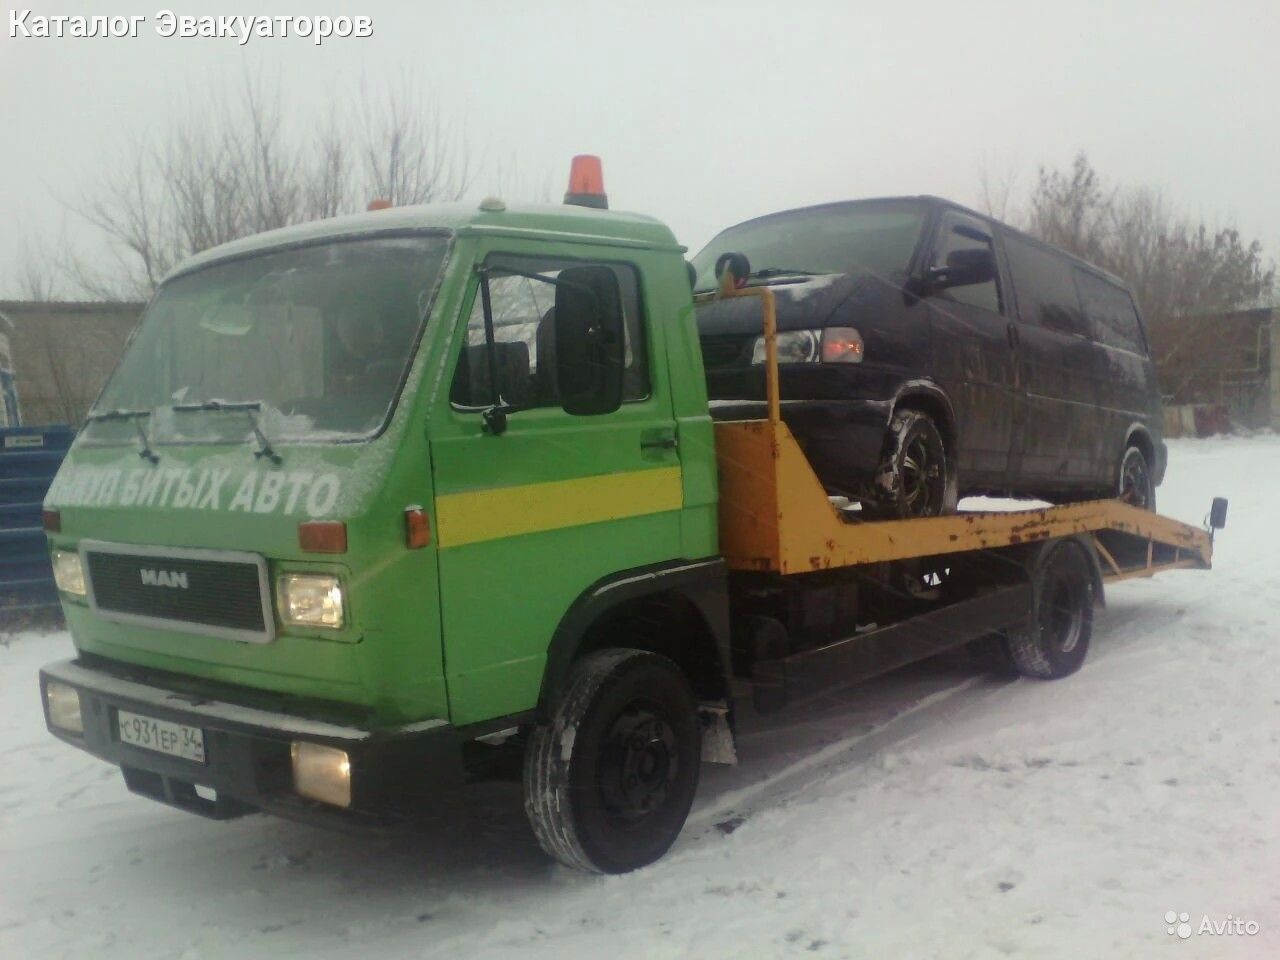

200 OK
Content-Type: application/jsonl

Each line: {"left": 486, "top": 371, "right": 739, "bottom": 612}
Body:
{"left": 16, "top": 241, "right": 60, "bottom": 301}
{"left": 1017, "top": 152, "right": 1276, "bottom": 406}
{"left": 61, "top": 75, "right": 478, "bottom": 300}
{"left": 361, "top": 80, "right": 474, "bottom": 206}
{"left": 976, "top": 154, "right": 1019, "bottom": 222}
{"left": 485, "top": 151, "right": 554, "bottom": 205}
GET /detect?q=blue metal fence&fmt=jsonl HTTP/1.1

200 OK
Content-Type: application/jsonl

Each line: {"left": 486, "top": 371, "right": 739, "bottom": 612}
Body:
{"left": 1, "top": 425, "right": 74, "bottom": 616}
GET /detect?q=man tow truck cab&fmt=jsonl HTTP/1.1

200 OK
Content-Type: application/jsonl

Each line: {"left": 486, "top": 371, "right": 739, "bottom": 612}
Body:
{"left": 39, "top": 159, "right": 1226, "bottom": 873}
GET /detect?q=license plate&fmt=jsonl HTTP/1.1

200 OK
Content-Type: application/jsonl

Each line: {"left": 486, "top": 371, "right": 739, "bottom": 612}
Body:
{"left": 117, "top": 710, "right": 206, "bottom": 763}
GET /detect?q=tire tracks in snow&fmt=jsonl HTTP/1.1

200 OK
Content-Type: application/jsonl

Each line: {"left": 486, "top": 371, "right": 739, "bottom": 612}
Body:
{"left": 685, "top": 673, "right": 1012, "bottom": 841}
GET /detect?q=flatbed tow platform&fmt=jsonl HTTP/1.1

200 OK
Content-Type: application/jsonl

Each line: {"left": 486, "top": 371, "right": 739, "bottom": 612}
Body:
{"left": 703, "top": 284, "right": 1225, "bottom": 712}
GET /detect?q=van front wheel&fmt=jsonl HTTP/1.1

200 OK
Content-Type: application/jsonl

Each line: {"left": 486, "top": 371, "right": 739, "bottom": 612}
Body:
{"left": 523, "top": 648, "right": 701, "bottom": 873}
{"left": 869, "top": 409, "right": 957, "bottom": 518}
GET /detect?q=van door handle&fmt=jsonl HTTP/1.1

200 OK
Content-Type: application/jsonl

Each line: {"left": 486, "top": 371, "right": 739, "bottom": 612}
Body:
{"left": 1007, "top": 323, "right": 1020, "bottom": 350}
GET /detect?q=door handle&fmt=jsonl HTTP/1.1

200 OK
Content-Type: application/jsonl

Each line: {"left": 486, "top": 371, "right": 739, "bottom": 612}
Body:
{"left": 1007, "top": 323, "right": 1020, "bottom": 350}
{"left": 640, "top": 433, "right": 679, "bottom": 451}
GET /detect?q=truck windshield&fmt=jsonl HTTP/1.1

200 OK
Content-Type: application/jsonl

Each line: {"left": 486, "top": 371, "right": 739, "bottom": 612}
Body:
{"left": 85, "top": 233, "right": 451, "bottom": 445}
{"left": 691, "top": 199, "right": 928, "bottom": 291}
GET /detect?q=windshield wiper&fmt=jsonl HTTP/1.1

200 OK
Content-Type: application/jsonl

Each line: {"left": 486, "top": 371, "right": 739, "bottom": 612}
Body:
{"left": 85, "top": 408, "right": 159, "bottom": 464}
{"left": 749, "top": 267, "right": 821, "bottom": 280}
{"left": 172, "top": 399, "right": 282, "bottom": 465}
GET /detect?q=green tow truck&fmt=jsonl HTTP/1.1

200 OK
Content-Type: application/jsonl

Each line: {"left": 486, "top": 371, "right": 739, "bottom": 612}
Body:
{"left": 38, "top": 157, "right": 1225, "bottom": 872}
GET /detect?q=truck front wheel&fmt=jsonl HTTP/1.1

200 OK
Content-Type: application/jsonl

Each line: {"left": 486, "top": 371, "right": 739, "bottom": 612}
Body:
{"left": 523, "top": 648, "right": 701, "bottom": 873}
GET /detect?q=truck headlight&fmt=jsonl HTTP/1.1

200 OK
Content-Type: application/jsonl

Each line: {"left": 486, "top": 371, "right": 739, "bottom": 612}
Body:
{"left": 52, "top": 549, "right": 86, "bottom": 596}
{"left": 277, "top": 574, "right": 345, "bottom": 628}
{"left": 46, "top": 681, "right": 84, "bottom": 733}
{"left": 751, "top": 327, "right": 863, "bottom": 365}
{"left": 291, "top": 741, "right": 351, "bottom": 807}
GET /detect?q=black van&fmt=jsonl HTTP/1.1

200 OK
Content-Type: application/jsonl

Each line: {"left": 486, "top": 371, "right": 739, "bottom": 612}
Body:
{"left": 692, "top": 197, "right": 1166, "bottom": 517}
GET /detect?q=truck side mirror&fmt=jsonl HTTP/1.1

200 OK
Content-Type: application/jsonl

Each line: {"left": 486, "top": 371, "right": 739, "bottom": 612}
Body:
{"left": 553, "top": 265, "right": 625, "bottom": 416}
{"left": 925, "top": 248, "right": 996, "bottom": 290}
{"left": 1209, "top": 496, "right": 1228, "bottom": 530}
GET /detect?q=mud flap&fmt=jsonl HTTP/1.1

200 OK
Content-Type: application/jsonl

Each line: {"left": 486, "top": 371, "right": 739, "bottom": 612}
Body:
{"left": 699, "top": 702, "right": 737, "bottom": 765}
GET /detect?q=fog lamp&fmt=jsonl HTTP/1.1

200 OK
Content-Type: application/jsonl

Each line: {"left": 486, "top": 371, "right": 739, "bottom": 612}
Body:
{"left": 52, "top": 549, "right": 86, "bottom": 596}
{"left": 291, "top": 741, "right": 351, "bottom": 808}
{"left": 277, "top": 574, "right": 345, "bottom": 628}
{"left": 46, "top": 681, "right": 84, "bottom": 733}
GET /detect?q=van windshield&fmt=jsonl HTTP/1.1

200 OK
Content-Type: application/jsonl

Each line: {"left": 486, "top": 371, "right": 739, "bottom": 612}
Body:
{"left": 85, "top": 233, "right": 451, "bottom": 445}
{"left": 691, "top": 199, "right": 929, "bottom": 291}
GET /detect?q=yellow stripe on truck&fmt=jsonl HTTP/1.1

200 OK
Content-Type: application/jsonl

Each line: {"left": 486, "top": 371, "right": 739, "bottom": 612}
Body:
{"left": 434, "top": 466, "right": 683, "bottom": 548}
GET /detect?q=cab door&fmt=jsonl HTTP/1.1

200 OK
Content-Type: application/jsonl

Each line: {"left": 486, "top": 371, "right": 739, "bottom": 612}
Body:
{"left": 426, "top": 244, "right": 685, "bottom": 725}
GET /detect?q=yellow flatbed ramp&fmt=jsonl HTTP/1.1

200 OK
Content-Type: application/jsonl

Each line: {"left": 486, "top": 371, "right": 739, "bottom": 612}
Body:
{"left": 714, "top": 418, "right": 1213, "bottom": 581}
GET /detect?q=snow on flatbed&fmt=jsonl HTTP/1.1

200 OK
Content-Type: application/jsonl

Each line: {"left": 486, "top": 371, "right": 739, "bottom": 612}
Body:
{"left": 3, "top": 436, "right": 1278, "bottom": 959}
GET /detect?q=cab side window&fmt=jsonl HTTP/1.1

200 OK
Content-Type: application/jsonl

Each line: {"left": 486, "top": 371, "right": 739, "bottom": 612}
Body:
{"left": 450, "top": 256, "right": 649, "bottom": 409}
{"left": 1002, "top": 233, "right": 1087, "bottom": 336}
{"left": 930, "top": 216, "right": 1001, "bottom": 313}
{"left": 1075, "top": 269, "right": 1147, "bottom": 355}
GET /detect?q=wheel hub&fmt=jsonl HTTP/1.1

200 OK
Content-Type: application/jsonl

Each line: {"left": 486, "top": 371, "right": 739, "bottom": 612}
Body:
{"left": 1042, "top": 574, "right": 1085, "bottom": 654}
{"left": 600, "top": 707, "right": 679, "bottom": 823}
{"left": 901, "top": 436, "right": 942, "bottom": 515}
{"left": 1120, "top": 453, "right": 1151, "bottom": 508}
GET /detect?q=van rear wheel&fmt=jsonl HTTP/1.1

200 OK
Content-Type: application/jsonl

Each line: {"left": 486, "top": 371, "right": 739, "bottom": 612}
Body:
{"left": 523, "top": 648, "right": 701, "bottom": 873}
{"left": 1118, "top": 445, "right": 1155, "bottom": 510}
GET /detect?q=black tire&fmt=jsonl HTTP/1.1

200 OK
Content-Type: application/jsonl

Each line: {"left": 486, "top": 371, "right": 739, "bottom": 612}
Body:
{"left": 1117, "top": 445, "right": 1156, "bottom": 510}
{"left": 965, "top": 632, "right": 1019, "bottom": 675}
{"left": 868, "top": 409, "right": 958, "bottom": 518}
{"left": 1007, "top": 540, "right": 1095, "bottom": 679}
{"left": 523, "top": 648, "right": 701, "bottom": 873}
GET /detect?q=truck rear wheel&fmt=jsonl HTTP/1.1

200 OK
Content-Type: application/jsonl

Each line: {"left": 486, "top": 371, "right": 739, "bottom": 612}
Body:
{"left": 1006, "top": 539, "right": 1095, "bottom": 679}
{"left": 523, "top": 648, "right": 701, "bottom": 873}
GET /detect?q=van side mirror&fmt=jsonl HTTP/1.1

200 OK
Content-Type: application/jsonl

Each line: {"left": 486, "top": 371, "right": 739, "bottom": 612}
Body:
{"left": 925, "top": 248, "right": 996, "bottom": 290}
{"left": 553, "top": 265, "right": 625, "bottom": 416}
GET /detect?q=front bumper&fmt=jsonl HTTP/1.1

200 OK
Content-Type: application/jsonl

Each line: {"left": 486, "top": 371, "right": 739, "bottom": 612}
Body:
{"left": 710, "top": 397, "right": 890, "bottom": 495}
{"left": 39, "top": 658, "right": 464, "bottom": 826}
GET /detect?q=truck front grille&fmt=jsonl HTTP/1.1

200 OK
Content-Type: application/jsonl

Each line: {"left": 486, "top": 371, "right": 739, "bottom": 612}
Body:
{"left": 82, "top": 541, "right": 273, "bottom": 643}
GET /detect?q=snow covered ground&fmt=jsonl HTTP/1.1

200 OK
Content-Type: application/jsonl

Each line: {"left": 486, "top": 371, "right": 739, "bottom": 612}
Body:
{"left": 3, "top": 436, "right": 1278, "bottom": 959}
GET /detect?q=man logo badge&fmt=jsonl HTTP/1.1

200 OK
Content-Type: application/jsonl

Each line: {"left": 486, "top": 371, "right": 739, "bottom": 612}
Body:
{"left": 140, "top": 569, "right": 189, "bottom": 589}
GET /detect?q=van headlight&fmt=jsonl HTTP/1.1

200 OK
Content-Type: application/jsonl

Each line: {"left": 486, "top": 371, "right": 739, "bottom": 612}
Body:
{"left": 752, "top": 329, "right": 819, "bottom": 364}
{"left": 751, "top": 327, "right": 863, "bottom": 364}
{"left": 277, "top": 574, "right": 345, "bottom": 628}
{"left": 52, "top": 549, "right": 86, "bottom": 596}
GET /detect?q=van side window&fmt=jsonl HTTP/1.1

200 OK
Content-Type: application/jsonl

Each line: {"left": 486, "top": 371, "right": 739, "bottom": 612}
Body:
{"left": 1002, "top": 233, "right": 1087, "bottom": 336}
{"left": 450, "top": 256, "right": 649, "bottom": 409}
{"left": 930, "top": 217, "right": 1001, "bottom": 313}
{"left": 1075, "top": 269, "right": 1146, "bottom": 355}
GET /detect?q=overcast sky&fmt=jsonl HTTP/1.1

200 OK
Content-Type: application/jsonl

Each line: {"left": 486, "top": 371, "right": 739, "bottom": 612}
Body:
{"left": 2, "top": 0, "right": 1278, "bottom": 299}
